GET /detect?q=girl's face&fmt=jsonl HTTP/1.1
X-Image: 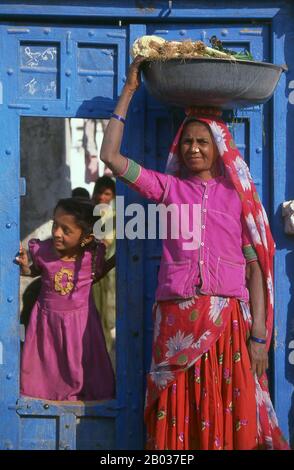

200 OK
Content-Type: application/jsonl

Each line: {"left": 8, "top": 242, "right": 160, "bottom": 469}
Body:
{"left": 52, "top": 208, "right": 84, "bottom": 253}
{"left": 180, "top": 121, "right": 219, "bottom": 178}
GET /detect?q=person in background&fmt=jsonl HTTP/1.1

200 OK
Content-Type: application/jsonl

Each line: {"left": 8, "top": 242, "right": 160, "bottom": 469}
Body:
{"left": 93, "top": 176, "right": 115, "bottom": 206}
{"left": 83, "top": 118, "right": 99, "bottom": 183}
{"left": 72, "top": 186, "right": 90, "bottom": 199}
{"left": 92, "top": 176, "right": 116, "bottom": 362}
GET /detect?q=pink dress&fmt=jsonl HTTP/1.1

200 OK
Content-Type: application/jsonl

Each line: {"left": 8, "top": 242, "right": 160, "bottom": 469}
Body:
{"left": 20, "top": 239, "right": 115, "bottom": 401}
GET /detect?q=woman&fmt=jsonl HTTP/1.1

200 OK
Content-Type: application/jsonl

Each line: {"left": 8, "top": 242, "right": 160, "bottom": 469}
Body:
{"left": 100, "top": 57, "right": 289, "bottom": 449}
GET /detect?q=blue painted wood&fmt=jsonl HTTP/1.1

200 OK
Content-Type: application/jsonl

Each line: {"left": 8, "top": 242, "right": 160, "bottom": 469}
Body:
{"left": 271, "top": 4, "right": 294, "bottom": 447}
{"left": 116, "top": 22, "right": 147, "bottom": 450}
{"left": 1, "top": 24, "right": 127, "bottom": 118}
{"left": 0, "top": 107, "right": 21, "bottom": 450}
{"left": 0, "top": 1, "right": 280, "bottom": 19}
{"left": 0, "top": 20, "right": 129, "bottom": 451}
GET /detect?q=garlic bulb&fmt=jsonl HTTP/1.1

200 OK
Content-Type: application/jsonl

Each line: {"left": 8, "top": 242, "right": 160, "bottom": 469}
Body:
{"left": 131, "top": 35, "right": 166, "bottom": 59}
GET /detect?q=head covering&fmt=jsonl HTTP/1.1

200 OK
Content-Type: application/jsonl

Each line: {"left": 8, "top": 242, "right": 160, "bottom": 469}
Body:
{"left": 166, "top": 107, "right": 275, "bottom": 349}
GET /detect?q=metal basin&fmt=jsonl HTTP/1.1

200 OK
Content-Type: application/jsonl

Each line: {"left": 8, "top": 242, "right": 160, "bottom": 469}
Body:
{"left": 141, "top": 58, "right": 286, "bottom": 109}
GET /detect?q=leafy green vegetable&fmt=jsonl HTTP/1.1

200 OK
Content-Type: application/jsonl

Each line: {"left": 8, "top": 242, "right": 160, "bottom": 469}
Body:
{"left": 209, "top": 36, "right": 254, "bottom": 61}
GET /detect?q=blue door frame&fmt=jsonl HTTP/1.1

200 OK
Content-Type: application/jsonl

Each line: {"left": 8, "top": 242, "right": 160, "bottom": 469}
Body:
{"left": 0, "top": 0, "right": 293, "bottom": 450}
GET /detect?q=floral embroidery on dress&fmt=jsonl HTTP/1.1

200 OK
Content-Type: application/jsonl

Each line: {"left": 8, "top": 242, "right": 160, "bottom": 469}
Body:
{"left": 256, "top": 210, "right": 268, "bottom": 249}
{"left": 166, "top": 313, "right": 175, "bottom": 326}
{"left": 166, "top": 331, "right": 194, "bottom": 358}
{"left": 150, "top": 361, "right": 175, "bottom": 389}
{"left": 233, "top": 388, "right": 241, "bottom": 398}
{"left": 178, "top": 297, "right": 196, "bottom": 310}
{"left": 214, "top": 436, "right": 221, "bottom": 448}
{"left": 194, "top": 366, "right": 201, "bottom": 383}
{"left": 157, "top": 409, "right": 167, "bottom": 420}
{"left": 223, "top": 368, "right": 231, "bottom": 384}
{"left": 54, "top": 267, "right": 74, "bottom": 295}
{"left": 201, "top": 419, "right": 211, "bottom": 431}
{"left": 245, "top": 213, "right": 262, "bottom": 245}
{"left": 225, "top": 402, "right": 233, "bottom": 414}
{"left": 235, "top": 419, "right": 248, "bottom": 431}
{"left": 178, "top": 432, "right": 184, "bottom": 443}
{"left": 218, "top": 353, "right": 224, "bottom": 365}
{"left": 177, "top": 354, "right": 188, "bottom": 365}
{"left": 232, "top": 156, "right": 251, "bottom": 191}
{"left": 209, "top": 297, "right": 229, "bottom": 323}
{"left": 209, "top": 121, "right": 228, "bottom": 156}
{"left": 192, "top": 330, "right": 211, "bottom": 349}
{"left": 267, "top": 274, "right": 274, "bottom": 307}
{"left": 240, "top": 301, "right": 252, "bottom": 324}
{"left": 232, "top": 319, "right": 239, "bottom": 330}
{"left": 189, "top": 309, "right": 199, "bottom": 321}
{"left": 233, "top": 351, "right": 241, "bottom": 362}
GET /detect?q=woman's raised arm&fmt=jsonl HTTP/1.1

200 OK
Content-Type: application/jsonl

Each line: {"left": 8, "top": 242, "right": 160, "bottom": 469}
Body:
{"left": 100, "top": 56, "right": 145, "bottom": 175}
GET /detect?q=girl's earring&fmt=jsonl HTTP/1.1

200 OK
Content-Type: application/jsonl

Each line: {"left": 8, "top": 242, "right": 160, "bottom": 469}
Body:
{"left": 81, "top": 241, "right": 85, "bottom": 247}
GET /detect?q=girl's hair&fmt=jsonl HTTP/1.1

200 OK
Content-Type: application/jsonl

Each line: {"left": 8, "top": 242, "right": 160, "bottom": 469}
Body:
{"left": 54, "top": 197, "right": 102, "bottom": 281}
{"left": 54, "top": 197, "right": 97, "bottom": 236}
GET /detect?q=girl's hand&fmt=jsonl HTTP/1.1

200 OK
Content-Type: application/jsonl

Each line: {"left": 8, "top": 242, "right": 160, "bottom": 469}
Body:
{"left": 15, "top": 243, "right": 31, "bottom": 275}
{"left": 94, "top": 254, "right": 115, "bottom": 283}
{"left": 124, "top": 56, "right": 145, "bottom": 93}
{"left": 247, "top": 338, "right": 268, "bottom": 378}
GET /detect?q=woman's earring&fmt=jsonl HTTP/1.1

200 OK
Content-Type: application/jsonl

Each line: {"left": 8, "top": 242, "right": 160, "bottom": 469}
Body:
{"left": 81, "top": 241, "right": 85, "bottom": 247}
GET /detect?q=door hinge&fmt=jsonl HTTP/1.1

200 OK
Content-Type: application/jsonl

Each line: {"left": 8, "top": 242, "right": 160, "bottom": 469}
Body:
{"left": 19, "top": 177, "right": 26, "bottom": 197}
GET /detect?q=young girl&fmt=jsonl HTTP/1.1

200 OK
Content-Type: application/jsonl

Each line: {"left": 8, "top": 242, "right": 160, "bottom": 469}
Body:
{"left": 99, "top": 57, "right": 289, "bottom": 449}
{"left": 17, "top": 197, "right": 115, "bottom": 401}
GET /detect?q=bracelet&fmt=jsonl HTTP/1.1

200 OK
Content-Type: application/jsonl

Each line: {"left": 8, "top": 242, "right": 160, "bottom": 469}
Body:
{"left": 249, "top": 335, "right": 266, "bottom": 344}
{"left": 111, "top": 113, "right": 126, "bottom": 124}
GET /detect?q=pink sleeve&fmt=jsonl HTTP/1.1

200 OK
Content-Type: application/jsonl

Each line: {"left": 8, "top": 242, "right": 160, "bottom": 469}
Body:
{"left": 28, "top": 239, "right": 42, "bottom": 270}
{"left": 117, "top": 158, "right": 170, "bottom": 203}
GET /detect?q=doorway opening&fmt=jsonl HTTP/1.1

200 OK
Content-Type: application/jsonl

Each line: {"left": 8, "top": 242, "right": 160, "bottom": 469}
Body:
{"left": 19, "top": 116, "right": 116, "bottom": 402}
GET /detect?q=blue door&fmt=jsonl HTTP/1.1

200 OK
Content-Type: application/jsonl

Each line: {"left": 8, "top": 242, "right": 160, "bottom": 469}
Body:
{"left": 0, "top": 21, "right": 144, "bottom": 451}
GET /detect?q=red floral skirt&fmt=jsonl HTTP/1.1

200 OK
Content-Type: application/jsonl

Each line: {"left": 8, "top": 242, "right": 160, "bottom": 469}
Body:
{"left": 145, "top": 297, "right": 289, "bottom": 450}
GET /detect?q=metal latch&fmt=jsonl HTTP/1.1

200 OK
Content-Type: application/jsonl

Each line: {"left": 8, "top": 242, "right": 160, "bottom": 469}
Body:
{"left": 282, "top": 200, "right": 294, "bottom": 234}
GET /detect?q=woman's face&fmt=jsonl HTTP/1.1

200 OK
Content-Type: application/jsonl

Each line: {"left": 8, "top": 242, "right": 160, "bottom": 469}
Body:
{"left": 180, "top": 121, "right": 219, "bottom": 178}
